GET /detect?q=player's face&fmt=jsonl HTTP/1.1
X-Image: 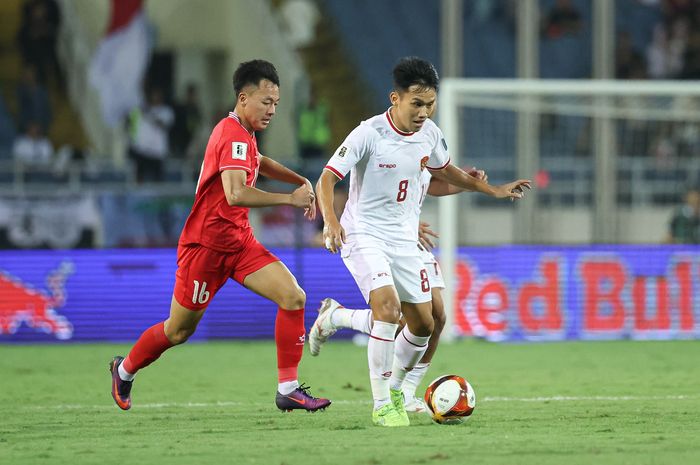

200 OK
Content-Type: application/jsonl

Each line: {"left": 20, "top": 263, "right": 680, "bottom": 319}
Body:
{"left": 239, "top": 79, "right": 280, "bottom": 131}
{"left": 391, "top": 85, "right": 437, "bottom": 132}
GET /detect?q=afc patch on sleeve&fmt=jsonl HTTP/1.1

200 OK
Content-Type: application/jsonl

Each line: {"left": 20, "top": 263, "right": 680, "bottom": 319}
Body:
{"left": 232, "top": 142, "right": 248, "bottom": 160}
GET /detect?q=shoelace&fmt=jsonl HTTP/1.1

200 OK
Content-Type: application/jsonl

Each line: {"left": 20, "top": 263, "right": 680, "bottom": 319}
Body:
{"left": 295, "top": 383, "right": 315, "bottom": 399}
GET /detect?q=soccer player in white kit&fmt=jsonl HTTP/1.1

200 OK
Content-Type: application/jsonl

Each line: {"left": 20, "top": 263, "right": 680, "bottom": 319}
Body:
{"left": 316, "top": 57, "right": 530, "bottom": 427}
{"left": 309, "top": 167, "right": 486, "bottom": 413}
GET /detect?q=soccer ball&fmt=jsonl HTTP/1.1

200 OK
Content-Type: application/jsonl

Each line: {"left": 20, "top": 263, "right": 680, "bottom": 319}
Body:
{"left": 424, "top": 374, "right": 476, "bottom": 425}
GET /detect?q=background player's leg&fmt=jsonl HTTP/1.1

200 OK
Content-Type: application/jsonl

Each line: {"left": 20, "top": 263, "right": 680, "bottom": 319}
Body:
{"left": 403, "top": 288, "right": 445, "bottom": 406}
{"left": 420, "top": 288, "right": 445, "bottom": 364}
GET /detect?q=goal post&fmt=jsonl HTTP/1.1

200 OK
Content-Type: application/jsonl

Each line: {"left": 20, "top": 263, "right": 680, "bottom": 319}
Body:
{"left": 437, "top": 78, "right": 700, "bottom": 341}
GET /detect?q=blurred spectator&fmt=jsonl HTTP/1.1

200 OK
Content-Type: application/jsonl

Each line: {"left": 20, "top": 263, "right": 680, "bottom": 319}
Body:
{"left": 16, "top": 65, "right": 51, "bottom": 133}
{"left": 616, "top": 31, "right": 646, "bottom": 79}
{"left": 667, "top": 187, "right": 700, "bottom": 243}
{"left": 541, "top": 0, "right": 582, "bottom": 39}
{"left": 297, "top": 87, "right": 331, "bottom": 177}
{"left": 17, "top": 0, "right": 61, "bottom": 84}
{"left": 12, "top": 120, "right": 53, "bottom": 168}
{"left": 647, "top": 25, "right": 674, "bottom": 78}
{"left": 280, "top": 0, "right": 320, "bottom": 49}
{"left": 171, "top": 83, "right": 202, "bottom": 159}
{"left": 679, "top": 30, "right": 700, "bottom": 79}
{"left": 127, "top": 87, "right": 174, "bottom": 183}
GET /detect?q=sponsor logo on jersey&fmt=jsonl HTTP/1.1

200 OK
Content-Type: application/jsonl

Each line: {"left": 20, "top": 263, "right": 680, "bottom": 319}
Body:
{"left": 232, "top": 142, "right": 248, "bottom": 160}
{"left": 420, "top": 155, "right": 430, "bottom": 171}
{"left": 378, "top": 163, "right": 396, "bottom": 169}
{"left": 441, "top": 138, "right": 448, "bottom": 150}
{"left": 338, "top": 146, "right": 347, "bottom": 157}
{"left": 372, "top": 271, "right": 390, "bottom": 280}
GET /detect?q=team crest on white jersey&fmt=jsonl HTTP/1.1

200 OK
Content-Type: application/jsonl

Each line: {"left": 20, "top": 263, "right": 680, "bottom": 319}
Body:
{"left": 420, "top": 155, "right": 430, "bottom": 171}
{"left": 232, "top": 142, "right": 247, "bottom": 160}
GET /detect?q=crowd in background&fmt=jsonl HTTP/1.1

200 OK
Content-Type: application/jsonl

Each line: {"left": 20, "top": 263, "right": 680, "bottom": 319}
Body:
{"left": 0, "top": 0, "right": 698, "bottom": 247}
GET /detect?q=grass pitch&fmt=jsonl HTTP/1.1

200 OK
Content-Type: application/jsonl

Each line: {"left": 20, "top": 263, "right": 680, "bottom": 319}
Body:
{"left": 1, "top": 339, "right": 699, "bottom": 465}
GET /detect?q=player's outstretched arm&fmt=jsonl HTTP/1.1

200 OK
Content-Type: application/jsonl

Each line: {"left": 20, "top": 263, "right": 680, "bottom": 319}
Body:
{"left": 431, "top": 164, "right": 531, "bottom": 200}
{"left": 427, "top": 167, "right": 487, "bottom": 197}
{"left": 316, "top": 169, "right": 346, "bottom": 253}
{"left": 222, "top": 169, "right": 314, "bottom": 210}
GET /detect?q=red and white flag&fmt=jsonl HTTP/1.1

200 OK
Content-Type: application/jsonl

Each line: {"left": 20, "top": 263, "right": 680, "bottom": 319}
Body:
{"left": 89, "top": 0, "right": 151, "bottom": 127}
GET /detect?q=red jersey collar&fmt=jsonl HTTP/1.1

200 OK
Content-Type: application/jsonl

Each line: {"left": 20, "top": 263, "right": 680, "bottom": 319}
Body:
{"left": 385, "top": 108, "right": 415, "bottom": 136}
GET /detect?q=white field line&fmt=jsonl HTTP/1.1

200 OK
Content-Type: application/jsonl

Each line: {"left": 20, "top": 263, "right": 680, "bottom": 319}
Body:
{"left": 27, "top": 395, "right": 697, "bottom": 411}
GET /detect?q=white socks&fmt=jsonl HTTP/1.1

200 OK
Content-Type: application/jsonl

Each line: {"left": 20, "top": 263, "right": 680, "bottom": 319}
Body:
{"left": 118, "top": 363, "right": 135, "bottom": 382}
{"left": 334, "top": 308, "right": 431, "bottom": 406}
{"left": 278, "top": 380, "right": 300, "bottom": 395}
{"left": 389, "top": 327, "right": 430, "bottom": 391}
{"left": 402, "top": 362, "right": 430, "bottom": 399}
{"left": 368, "top": 321, "right": 398, "bottom": 409}
{"left": 331, "top": 308, "right": 373, "bottom": 334}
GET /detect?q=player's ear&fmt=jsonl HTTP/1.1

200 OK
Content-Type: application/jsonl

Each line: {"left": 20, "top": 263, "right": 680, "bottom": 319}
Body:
{"left": 389, "top": 90, "right": 399, "bottom": 107}
{"left": 237, "top": 92, "right": 246, "bottom": 107}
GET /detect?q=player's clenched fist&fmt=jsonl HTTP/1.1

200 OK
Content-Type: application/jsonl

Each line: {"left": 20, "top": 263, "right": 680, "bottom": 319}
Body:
{"left": 322, "top": 220, "right": 346, "bottom": 254}
{"left": 290, "top": 184, "right": 315, "bottom": 209}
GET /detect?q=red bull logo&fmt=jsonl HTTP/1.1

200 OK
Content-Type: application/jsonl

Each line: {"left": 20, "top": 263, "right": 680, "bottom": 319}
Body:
{"left": 452, "top": 253, "right": 699, "bottom": 341}
{"left": 0, "top": 262, "right": 74, "bottom": 340}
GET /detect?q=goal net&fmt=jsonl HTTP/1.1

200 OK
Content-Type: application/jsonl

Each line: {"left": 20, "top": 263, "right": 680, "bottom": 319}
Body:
{"left": 433, "top": 79, "right": 700, "bottom": 340}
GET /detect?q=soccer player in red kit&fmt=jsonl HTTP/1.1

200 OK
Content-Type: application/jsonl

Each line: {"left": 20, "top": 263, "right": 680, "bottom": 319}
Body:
{"left": 109, "top": 60, "right": 331, "bottom": 413}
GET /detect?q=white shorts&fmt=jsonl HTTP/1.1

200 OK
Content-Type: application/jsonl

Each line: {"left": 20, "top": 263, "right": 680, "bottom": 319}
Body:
{"left": 341, "top": 237, "right": 432, "bottom": 304}
{"left": 418, "top": 244, "right": 445, "bottom": 290}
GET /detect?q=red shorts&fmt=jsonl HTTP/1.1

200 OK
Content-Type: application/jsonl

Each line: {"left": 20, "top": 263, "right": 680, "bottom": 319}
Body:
{"left": 173, "top": 235, "right": 279, "bottom": 311}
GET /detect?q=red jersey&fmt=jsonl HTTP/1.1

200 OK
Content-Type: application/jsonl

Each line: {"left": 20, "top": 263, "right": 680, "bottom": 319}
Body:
{"left": 179, "top": 112, "right": 260, "bottom": 252}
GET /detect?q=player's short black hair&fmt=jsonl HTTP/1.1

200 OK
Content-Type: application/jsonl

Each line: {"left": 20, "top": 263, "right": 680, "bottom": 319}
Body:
{"left": 233, "top": 60, "right": 280, "bottom": 96}
{"left": 392, "top": 57, "right": 439, "bottom": 93}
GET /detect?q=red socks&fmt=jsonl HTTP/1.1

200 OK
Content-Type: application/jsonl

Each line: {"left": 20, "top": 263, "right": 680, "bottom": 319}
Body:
{"left": 275, "top": 308, "right": 305, "bottom": 383}
{"left": 123, "top": 310, "right": 304, "bottom": 382}
{"left": 122, "top": 322, "right": 174, "bottom": 374}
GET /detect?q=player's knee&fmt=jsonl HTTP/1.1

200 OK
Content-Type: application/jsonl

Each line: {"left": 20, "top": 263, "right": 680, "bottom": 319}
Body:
{"left": 166, "top": 326, "right": 196, "bottom": 345}
{"left": 414, "top": 317, "right": 434, "bottom": 336}
{"left": 280, "top": 286, "right": 306, "bottom": 310}
{"left": 374, "top": 300, "right": 401, "bottom": 323}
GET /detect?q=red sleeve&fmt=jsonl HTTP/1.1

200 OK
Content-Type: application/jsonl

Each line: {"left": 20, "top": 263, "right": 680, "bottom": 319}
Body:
{"left": 218, "top": 125, "right": 253, "bottom": 173}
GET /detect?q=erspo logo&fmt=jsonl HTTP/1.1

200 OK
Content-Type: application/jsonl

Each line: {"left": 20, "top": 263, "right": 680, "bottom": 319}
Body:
{"left": 0, "top": 262, "right": 74, "bottom": 340}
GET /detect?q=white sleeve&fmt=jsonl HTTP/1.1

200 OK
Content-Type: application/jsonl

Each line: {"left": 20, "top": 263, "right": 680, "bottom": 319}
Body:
{"left": 324, "top": 124, "right": 374, "bottom": 179}
{"left": 426, "top": 124, "right": 450, "bottom": 170}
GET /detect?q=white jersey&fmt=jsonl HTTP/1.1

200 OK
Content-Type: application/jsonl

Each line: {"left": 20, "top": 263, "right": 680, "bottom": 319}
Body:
{"left": 325, "top": 110, "right": 450, "bottom": 246}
